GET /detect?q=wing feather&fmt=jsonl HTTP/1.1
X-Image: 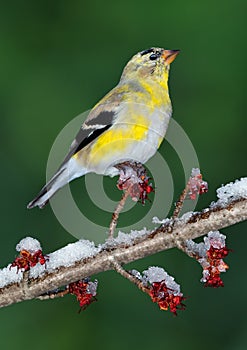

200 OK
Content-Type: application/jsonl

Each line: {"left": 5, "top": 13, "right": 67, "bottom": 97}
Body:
{"left": 59, "top": 109, "right": 117, "bottom": 168}
{"left": 58, "top": 84, "right": 128, "bottom": 168}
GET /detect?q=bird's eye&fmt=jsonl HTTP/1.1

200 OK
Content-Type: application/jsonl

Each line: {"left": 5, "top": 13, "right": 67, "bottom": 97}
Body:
{"left": 149, "top": 53, "right": 158, "bottom": 61}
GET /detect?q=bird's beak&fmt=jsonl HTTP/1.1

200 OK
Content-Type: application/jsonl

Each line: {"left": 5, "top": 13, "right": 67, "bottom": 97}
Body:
{"left": 162, "top": 50, "right": 180, "bottom": 64}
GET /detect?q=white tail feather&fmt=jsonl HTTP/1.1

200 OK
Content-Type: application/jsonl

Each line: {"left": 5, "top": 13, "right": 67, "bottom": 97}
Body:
{"left": 27, "top": 158, "right": 86, "bottom": 209}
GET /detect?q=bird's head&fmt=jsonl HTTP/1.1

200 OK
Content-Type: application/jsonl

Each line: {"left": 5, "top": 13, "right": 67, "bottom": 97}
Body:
{"left": 120, "top": 47, "right": 180, "bottom": 84}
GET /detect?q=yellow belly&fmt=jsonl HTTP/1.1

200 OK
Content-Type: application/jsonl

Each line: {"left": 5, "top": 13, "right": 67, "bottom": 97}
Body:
{"left": 89, "top": 115, "right": 149, "bottom": 165}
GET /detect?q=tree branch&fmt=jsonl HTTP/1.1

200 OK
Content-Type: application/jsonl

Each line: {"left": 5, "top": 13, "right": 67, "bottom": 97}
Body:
{"left": 0, "top": 196, "right": 246, "bottom": 309}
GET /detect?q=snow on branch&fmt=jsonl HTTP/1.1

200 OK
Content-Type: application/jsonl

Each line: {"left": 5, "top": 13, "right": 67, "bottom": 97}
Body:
{"left": 0, "top": 176, "right": 247, "bottom": 311}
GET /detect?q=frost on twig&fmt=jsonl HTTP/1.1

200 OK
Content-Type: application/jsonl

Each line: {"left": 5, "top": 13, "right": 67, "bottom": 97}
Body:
{"left": 211, "top": 177, "right": 247, "bottom": 208}
{"left": 172, "top": 168, "right": 208, "bottom": 220}
{"left": 0, "top": 176, "right": 246, "bottom": 311}
{"left": 186, "top": 231, "right": 230, "bottom": 287}
{"left": 112, "top": 263, "right": 185, "bottom": 315}
{"left": 131, "top": 266, "right": 185, "bottom": 315}
{"left": 11, "top": 237, "right": 48, "bottom": 272}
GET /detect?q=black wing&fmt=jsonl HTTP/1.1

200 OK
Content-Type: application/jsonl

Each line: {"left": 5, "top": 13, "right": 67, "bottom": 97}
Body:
{"left": 59, "top": 110, "right": 116, "bottom": 168}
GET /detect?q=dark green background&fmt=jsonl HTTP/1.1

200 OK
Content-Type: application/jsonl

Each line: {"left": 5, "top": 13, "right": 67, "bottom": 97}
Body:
{"left": 0, "top": 0, "right": 246, "bottom": 349}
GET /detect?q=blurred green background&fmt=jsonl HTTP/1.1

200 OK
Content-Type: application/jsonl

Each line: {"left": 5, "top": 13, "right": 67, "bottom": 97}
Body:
{"left": 0, "top": 0, "right": 246, "bottom": 349}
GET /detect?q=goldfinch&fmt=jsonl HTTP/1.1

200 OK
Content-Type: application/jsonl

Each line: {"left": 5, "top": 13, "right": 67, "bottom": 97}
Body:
{"left": 27, "top": 47, "right": 179, "bottom": 209}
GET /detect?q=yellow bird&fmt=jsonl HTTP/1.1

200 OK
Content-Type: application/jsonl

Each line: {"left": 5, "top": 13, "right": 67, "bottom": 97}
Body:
{"left": 27, "top": 47, "right": 179, "bottom": 209}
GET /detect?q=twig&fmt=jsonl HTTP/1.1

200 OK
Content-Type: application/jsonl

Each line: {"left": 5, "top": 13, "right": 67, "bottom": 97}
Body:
{"left": 172, "top": 184, "right": 189, "bottom": 220}
{"left": 36, "top": 288, "right": 69, "bottom": 300}
{"left": 108, "top": 189, "right": 130, "bottom": 238}
{"left": 172, "top": 171, "right": 208, "bottom": 254}
{"left": 111, "top": 259, "right": 148, "bottom": 293}
{"left": 172, "top": 169, "right": 208, "bottom": 220}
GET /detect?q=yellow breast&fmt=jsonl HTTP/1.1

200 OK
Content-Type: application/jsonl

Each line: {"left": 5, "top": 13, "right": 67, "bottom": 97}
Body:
{"left": 89, "top": 114, "right": 150, "bottom": 163}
